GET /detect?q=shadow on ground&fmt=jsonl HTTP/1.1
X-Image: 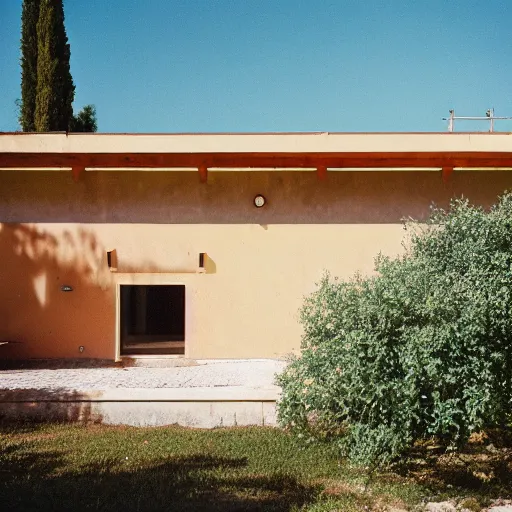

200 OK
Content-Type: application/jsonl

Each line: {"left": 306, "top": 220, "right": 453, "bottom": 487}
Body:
{"left": 0, "top": 359, "right": 120, "bottom": 370}
{"left": 0, "top": 441, "right": 321, "bottom": 511}
{"left": 394, "top": 432, "right": 512, "bottom": 503}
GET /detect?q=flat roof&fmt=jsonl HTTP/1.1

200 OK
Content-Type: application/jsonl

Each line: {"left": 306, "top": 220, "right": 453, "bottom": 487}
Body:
{"left": 1, "top": 133, "right": 512, "bottom": 181}
{"left": 1, "top": 132, "right": 512, "bottom": 154}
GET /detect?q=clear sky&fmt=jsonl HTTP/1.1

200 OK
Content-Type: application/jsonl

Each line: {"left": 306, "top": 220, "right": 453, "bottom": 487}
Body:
{"left": 1, "top": 0, "right": 511, "bottom": 133}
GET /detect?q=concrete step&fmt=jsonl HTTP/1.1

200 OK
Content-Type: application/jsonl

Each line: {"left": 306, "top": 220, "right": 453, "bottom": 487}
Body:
{"left": 0, "top": 386, "right": 280, "bottom": 428}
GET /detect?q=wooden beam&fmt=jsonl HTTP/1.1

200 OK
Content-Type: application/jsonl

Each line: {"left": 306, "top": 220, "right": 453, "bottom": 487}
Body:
{"left": 198, "top": 165, "right": 208, "bottom": 183}
{"left": 442, "top": 167, "right": 454, "bottom": 183}
{"left": 71, "top": 167, "right": 83, "bottom": 182}
{"left": 1, "top": 151, "right": 512, "bottom": 170}
{"left": 316, "top": 165, "right": 327, "bottom": 180}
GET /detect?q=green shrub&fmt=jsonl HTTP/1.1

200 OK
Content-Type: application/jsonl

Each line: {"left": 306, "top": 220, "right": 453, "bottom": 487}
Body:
{"left": 277, "top": 194, "right": 512, "bottom": 467}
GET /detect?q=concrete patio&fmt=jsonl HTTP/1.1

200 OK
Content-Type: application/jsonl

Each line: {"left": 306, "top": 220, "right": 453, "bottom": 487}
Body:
{"left": 0, "top": 359, "right": 286, "bottom": 428}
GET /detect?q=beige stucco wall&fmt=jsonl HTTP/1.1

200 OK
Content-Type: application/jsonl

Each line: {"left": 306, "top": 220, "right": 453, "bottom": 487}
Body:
{"left": 1, "top": 169, "right": 512, "bottom": 360}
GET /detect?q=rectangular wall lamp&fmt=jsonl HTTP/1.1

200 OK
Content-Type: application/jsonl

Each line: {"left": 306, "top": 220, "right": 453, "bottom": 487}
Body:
{"left": 207, "top": 167, "right": 317, "bottom": 172}
{"left": 199, "top": 252, "right": 207, "bottom": 273}
{"left": 326, "top": 167, "right": 443, "bottom": 172}
{"left": 107, "top": 250, "right": 118, "bottom": 271}
{"left": 0, "top": 167, "right": 73, "bottom": 171}
{"left": 453, "top": 167, "right": 512, "bottom": 171}
{"left": 85, "top": 167, "right": 198, "bottom": 172}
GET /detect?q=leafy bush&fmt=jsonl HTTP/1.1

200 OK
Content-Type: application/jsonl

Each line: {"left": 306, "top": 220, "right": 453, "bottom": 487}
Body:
{"left": 277, "top": 194, "right": 512, "bottom": 467}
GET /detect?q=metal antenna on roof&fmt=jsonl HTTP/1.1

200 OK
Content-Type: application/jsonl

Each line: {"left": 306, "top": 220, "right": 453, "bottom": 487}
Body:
{"left": 443, "top": 109, "right": 512, "bottom": 132}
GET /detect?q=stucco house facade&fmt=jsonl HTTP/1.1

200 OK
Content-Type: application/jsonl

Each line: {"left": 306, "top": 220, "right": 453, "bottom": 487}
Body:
{"left": 1, "top": 132, "right": 512, "bottom": 362}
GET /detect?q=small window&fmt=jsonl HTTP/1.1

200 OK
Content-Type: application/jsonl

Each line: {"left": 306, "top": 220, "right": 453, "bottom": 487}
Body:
{"left": 120, "top": 285, "right": 185, "bottom": 355}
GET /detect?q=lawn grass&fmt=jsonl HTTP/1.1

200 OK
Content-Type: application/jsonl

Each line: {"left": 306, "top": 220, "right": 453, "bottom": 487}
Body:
{"left": 0, "top": 423, "right": 510, "bottom": 511}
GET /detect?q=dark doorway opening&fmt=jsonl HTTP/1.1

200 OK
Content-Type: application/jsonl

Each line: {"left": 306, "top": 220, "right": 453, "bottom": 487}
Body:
{"left": 120, "top": 285, "right": 185, "bottom": 355}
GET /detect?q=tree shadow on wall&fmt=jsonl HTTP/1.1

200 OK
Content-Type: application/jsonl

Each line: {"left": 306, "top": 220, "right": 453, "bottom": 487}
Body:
{"left": 0, "top": 223, "right": 163, "bottom": 362}
{"left": 0, "top": 445, "right": 320, "bottom": 511}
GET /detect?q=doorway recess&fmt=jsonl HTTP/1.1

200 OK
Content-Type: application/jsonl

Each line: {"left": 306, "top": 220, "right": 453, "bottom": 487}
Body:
{"left": 120, "top": 284, "right": 185, "bottom": 355}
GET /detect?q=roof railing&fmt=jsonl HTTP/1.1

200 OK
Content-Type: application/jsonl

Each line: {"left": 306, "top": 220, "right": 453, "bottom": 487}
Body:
{"left": 443, "top": 109, "right": 512, "bottom": 132}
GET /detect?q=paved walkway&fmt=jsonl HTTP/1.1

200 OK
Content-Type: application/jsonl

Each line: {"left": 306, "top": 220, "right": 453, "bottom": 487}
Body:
{"left": 0, "top": 359, "right": 286, "bottom": 392}
{"left": 0, "top": 359, "right": 286, "bottom": 427}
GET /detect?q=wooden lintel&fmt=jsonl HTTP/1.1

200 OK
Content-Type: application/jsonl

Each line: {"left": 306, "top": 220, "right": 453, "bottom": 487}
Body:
{"left": 442, "top": 167, "right": 454, "bottom": 183}
{"left": 316, "top": 165, "right": 327, "bottom": 180}
{"left": 198, "top": 165, "right": 208, "bottom": 183}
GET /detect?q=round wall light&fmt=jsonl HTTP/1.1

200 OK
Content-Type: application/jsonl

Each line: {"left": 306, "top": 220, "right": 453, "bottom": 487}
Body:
{"left": 254, "top": 194, "right": 266, "bottom": 208}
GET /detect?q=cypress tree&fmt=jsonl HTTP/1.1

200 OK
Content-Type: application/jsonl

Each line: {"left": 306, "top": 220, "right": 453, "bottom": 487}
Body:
{"left": 34, "top": 0, "right": 75, "bottom": 131}
{"left": 20, "top": 0, "right": 40, "bottom": 132}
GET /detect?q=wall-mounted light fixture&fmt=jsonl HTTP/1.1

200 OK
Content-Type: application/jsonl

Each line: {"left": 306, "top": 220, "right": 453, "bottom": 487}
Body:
{"left": 254, "top": 194, "right": 266, "bottom": 208}
{"left": 199, "top": 252, "right": 207, "bottom": 273}
{"left": 107, "top": 250, "right": 118, "bottom": 271}
{"left": 61, "top": 285, "right": 73, "bottom": 292}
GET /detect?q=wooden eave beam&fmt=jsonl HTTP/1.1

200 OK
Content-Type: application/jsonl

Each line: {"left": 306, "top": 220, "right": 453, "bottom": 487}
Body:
{"left": 1, "top": 151, "right": 512, "bottom": 170}
{"left": 198, "top": 164, "right": 208, "bottom": 183}
{"left": 442, "top": 167, "right": 454, "bottom": 183}
{"left": 71, "top": 166, "right": 84, "bottom": 182}
{"left": 316, "top": 165, "right": 327, "bottom": 180}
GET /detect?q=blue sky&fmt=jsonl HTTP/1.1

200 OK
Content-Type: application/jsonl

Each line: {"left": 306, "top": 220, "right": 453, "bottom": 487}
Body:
{"left": 1, "top": 0, "right": 511, "bottom": 133}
